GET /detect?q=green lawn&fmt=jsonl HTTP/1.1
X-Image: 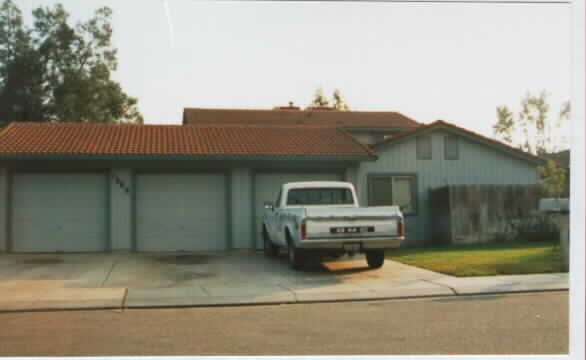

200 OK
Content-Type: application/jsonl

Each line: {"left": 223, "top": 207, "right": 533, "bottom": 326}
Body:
{"left": 385, "top": 241, "right": 565, "bottom": 277}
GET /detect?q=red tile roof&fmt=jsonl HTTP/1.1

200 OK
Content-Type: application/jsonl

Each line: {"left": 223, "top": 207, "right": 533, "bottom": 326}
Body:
{"left": 373, "top": 120, "right": 546, "bottom": 164}
{"left": 183, "top": 108, "right": 422, "bottom": 129}
{"left": 0, "top": 122, "right": 375, "bottom": 159}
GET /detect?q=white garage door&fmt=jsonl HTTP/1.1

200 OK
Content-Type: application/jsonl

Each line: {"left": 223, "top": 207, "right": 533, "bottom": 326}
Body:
{"left": 253, "top": 171, "right": 343, "bottom": 248}
{"left": 135, "top": 173, "right": 227, "bottom": 252}
{"left": 12, "top": 173, "right": 108, "bottom": 252}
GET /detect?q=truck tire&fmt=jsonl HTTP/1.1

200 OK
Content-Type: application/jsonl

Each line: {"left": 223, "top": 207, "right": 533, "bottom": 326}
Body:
{"left": 287, "top": 238, "right": 304, "bottom": 271}
{"left": 366, "top": 250, "right": 385, "bottom": 269}
{"left": 263, "top": 228, "right": 279, "bottom": 257}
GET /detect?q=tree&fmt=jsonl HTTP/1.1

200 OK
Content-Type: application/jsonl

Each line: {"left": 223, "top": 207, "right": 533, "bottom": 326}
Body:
{"left": 493, "top": 91, "right": 569, "bottom": 155}
{"left": 0, "top": 0, "right": 143, "bottom": 125}
{"left": 538, "top": 159, "right": 567, "bottom": 199}
{"left": 309, "top": 87, "right": 330, "bottom": 108}
{"left": 308, "top": 88, "right": 350, "bottom": 110}
{"left": 332, "top": 88, "right": 350, "bottom": 111}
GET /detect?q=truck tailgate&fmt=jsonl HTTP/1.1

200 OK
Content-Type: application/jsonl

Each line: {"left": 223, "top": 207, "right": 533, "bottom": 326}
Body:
{"left": 303, "top": 206, "right": 402, "bottom": 239}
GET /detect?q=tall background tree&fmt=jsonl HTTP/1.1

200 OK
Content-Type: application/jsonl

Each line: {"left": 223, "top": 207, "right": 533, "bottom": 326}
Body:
{"left": 493, "top": 91, "right": 569, "bottom": 156}
{"left": 494, "top": 91, "right": 571, "bottom": 198}
{"left": 308, "top": 87, "right": 350, "bottom": 110}
{"left": 309, "top": 87, "right": 330, "bottom": 108}
{"left": 332, "top": 88, "right": 350, "bottom": 111}
{"left": 0, "top": 0, "right": 142, "bottom": 125}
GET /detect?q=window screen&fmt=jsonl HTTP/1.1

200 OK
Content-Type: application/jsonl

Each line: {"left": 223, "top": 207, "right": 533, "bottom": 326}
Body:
{"left": 445, "top": 135, "right": 459, "bottom": 160}
{"left": 369, "top": 177, "right": 393, "bottom": 206}
{"left": 369, "top": 175, "right": 416, "bottom": 214}
{"left": 392, "top": 177, "right": 415, "bottom": 214}
{"left": 416, "top": 135, "right": 432, "bottom": 160}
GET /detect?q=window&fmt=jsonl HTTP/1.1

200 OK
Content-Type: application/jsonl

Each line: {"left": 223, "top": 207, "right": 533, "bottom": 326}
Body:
{"left": 286, "top": 188, "right": 355, "bottom": 206}
{"left": 445, "top": 135, "right": 459, "bottom": 160}
{"left": 368, "top": 175, "right": 417, "bottom": 215}
{"left": 416, "top": 135, "right": 432, "bottom": 160}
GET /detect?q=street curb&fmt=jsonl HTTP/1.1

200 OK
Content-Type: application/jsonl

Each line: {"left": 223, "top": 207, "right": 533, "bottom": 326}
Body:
{"left": 0, "top": 288, "right": 569, "bottom": 314}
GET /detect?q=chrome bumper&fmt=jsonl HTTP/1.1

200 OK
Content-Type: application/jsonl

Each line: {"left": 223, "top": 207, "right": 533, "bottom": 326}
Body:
{"left": 298, "top": 236, "right": 403, "bottom": 250}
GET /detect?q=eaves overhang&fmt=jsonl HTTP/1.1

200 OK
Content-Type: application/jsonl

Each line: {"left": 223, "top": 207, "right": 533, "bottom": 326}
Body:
{"left": 0, "top": 153, "right": 376, "bottom": 162}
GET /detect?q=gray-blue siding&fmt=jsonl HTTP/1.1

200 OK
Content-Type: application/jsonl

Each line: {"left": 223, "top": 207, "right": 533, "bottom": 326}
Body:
{"left": 356, "top": 129, "right": 541, "bottom": 247}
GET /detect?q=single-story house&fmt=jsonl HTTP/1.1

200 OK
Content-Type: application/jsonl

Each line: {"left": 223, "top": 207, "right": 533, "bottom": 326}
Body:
{"left": 0, "top": 106, "right": 544, "bottom": 253}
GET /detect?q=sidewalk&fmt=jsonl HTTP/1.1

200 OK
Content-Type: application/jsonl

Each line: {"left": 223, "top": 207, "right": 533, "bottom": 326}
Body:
{"left": 0, "top": 252, "right": 569, "bottom": 312}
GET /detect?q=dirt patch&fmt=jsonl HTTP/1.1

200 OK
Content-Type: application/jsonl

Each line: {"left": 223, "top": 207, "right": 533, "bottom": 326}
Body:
{"left": 20, "top": 257, "right": 64, "bottom": 265}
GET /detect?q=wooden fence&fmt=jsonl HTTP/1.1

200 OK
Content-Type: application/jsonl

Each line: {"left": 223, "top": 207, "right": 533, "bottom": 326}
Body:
{"left": 430, "top": 184, "right": 546, "bottom": 245}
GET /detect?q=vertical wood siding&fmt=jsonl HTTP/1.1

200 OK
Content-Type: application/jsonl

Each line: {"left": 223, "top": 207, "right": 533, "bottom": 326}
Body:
{"left": 358, "top": 129, "right": 540, "bottom": 247}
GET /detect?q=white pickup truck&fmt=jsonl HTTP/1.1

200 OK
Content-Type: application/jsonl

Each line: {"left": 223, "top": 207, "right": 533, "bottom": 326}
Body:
{"left": 262, "top": 181, "right": 404, "bottom": 270}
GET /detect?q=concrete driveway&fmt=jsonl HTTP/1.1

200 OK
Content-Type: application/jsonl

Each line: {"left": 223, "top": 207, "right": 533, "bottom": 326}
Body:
{"left": 0, "top": 251, "right": 569, "bottom": 312}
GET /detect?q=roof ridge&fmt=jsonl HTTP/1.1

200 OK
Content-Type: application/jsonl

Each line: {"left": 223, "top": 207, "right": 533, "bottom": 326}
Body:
{"left": 5, "top": 122, "right": 185, "bottom": 127}
{"left": 2, "top": 122, "right": 340, "bottom": 129}
{"left": 184, "top": 124, "right": 333, "bottom": 129}
{"left": 185, "top": 107, "right": 415, "bottom": 115}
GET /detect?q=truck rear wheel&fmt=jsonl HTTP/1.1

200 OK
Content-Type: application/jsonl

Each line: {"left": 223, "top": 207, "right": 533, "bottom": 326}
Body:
{"left": 287, "top": 239, "right": 304, "bottom": 271}
{"left": 366, "top": 250, "right": 385, "bottom": 269}
{"left": 263, "top": 228, "right": 279, "bottom": 257}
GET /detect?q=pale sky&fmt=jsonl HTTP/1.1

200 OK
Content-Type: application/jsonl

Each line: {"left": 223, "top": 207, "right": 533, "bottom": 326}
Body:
{"left": 18, "top": 0, "right": 572, "bottom": 147}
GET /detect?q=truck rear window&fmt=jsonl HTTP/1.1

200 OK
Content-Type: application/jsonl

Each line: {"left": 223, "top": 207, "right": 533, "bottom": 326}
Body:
{"left": 286, "top": 188, "right": 355, "bottom": 206}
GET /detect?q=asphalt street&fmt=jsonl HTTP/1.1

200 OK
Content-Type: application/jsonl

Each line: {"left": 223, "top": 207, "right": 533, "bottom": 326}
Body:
{"left": 0, "top": 291, "right": 568, "bottom": 356}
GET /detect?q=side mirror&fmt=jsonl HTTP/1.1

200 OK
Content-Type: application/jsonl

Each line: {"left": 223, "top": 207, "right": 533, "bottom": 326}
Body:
{"left": 264, "top": 201, "right": 274, "bottom": 211}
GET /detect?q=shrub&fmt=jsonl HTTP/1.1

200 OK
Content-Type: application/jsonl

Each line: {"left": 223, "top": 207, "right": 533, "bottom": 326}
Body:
{"left": 513, "top": 214, "right": 559, "bottom": 242}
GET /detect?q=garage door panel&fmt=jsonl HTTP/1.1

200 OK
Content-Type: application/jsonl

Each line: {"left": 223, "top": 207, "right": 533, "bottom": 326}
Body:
{"left": 254, "top": 172, "right": 343, "bottom": 248}
{"left": 136, "top": 173, "right": 227, "bottom": 252}
{"left": 12, "top": 173, "right": 108, "bottom": 252}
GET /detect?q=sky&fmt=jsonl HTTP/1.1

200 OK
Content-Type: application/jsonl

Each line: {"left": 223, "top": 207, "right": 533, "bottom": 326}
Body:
{"left": 18, "top": 0, "right": 572, "bottom": 149}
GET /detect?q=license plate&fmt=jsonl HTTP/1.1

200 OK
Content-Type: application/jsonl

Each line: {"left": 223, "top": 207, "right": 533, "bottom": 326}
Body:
{"left": 330, "top": 226, "right": 374, "bottom": 234}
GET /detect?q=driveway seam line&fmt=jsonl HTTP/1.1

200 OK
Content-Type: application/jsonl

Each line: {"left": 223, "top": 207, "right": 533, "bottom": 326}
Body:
{"left": 100, "top": 255, "right": 121, "bottom": 288}
{"left": 121, "top": 288, "right": 128, "bottom": 311}
{"left": 421, "top": 279, "right": 459, "bottom": 295}
{"left": 277, "top": 284, "right": 299, "bottom": 302}
{"left": 200, "top": 286, "right": 212, "bottom": 297}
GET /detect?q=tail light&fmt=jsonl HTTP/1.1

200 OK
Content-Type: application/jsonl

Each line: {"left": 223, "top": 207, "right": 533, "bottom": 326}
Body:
{"left": 300, "top": 220, "right": 307, "bottom": 240}
{"left": 397, "top": 218, "right": 404, "bottom": 237}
